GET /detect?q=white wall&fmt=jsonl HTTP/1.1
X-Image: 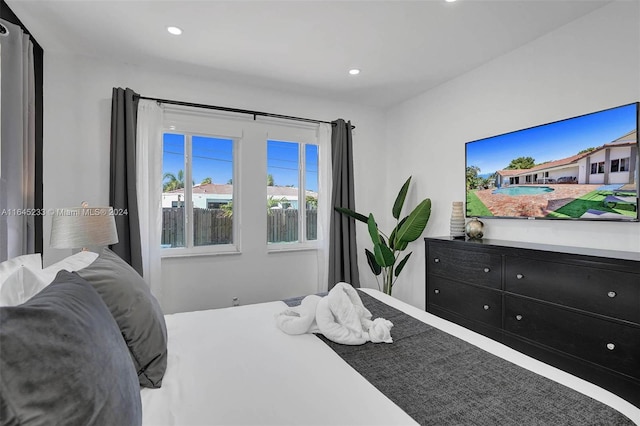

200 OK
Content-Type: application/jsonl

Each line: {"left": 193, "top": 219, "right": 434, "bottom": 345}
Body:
{"left": 42, "top": 53, "right": 386, "bottom": 313}
{"left": 378, "top": 1, "right": 640, "bottom": 309}
{"left": 40, "top": 1, "right": 639, "bottom": 313}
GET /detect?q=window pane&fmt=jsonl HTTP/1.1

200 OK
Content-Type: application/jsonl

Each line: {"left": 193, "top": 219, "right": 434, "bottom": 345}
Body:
{"left": 162, "top": 133, "right": 186, "bottom": 248}
{"left": 267, "top": 140, "right": 299, "bottom": 243}
{"left": 305, "top": 144, "right": 318, "bottom": 241}
{"left": 192, "top": 136, "right": 234, "bottom": 246}
{"left": 611, "top": 159, "right": 619, "bottom": 173}
{"left": 620, "top": 158, "right": 629, "bottom": 172}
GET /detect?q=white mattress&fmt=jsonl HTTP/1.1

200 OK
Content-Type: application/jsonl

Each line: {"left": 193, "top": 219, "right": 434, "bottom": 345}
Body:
{"left": 141, "top": 288, "right": 640, "bottom": 425}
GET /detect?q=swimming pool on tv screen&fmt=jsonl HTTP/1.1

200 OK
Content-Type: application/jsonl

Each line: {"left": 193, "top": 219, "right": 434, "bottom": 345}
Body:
{"left": 492, "top": 186, "right": 555, "bottom": 196}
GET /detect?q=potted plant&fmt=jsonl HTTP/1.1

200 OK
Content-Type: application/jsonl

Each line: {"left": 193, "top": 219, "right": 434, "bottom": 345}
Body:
{"left": 335, "top": 176, "right": 431, "bottom": 295}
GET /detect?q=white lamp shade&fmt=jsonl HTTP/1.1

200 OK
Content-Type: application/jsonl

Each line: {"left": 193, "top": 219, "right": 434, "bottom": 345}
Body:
{"left": 50, "top": 207, "right": 119, "bottom": 249}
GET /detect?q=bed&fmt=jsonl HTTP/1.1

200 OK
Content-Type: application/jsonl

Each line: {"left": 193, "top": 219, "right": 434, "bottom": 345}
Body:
{"left": 141, "top": 288, "right": 639, "bottom": 425}
{"left": 1, "top": 250, "right": 638, "bottom": 425}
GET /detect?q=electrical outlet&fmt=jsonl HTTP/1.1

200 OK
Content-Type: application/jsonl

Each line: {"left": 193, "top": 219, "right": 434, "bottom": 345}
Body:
{"left": 232, "top": 297, "right": 239, "bottom": 307}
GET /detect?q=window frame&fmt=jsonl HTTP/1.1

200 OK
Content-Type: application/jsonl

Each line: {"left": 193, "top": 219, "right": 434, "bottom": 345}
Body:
{"left": 266, "top": 130, "right": 320, "bottom": 253}
{"left": 158, "top": 106, "right": 324, "bottom": 258}
{"left": 611, "top": 158, "right": 620, "bottom": 173}
{"left": 590, "top": 161, "right": 605, "bottom": 175}
{"left": 161, "top": 109, "right": 243, "bottom": 258}
{"left": 597, "top": 161, "right": 605, "bottom": 174}
{"left": 620, "top": 157, "right": 630, "bottom": 172}
{"left": 610, "top": 157, "right": 631, "bottom": 173}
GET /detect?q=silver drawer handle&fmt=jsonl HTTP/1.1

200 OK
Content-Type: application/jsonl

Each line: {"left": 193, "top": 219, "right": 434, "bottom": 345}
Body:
{"left": 483, "top": 305, "right": 490, "bottom": 310}
{"left": 515, "top": 315, "right": 523, "bottom": 321}
{"left": 607, "top": 343, "right": 615, "bottom": 351}
{"left": 608, "top": 291, "right": 617, "bottom": 298}
{"left": 516, "top": 274, "right": 524, "bottom": 280}
{"left": 434, "top": 258, "right": 440, "bottom": 263}
{"left": 483, "top": 267, "right": 490, "bottom": 273}
{"left": 434, "top": 289, "right": 440, "bottom": 294}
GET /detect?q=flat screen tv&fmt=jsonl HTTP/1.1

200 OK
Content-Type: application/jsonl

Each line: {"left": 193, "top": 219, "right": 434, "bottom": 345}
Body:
{"left": 465, "top": 102, "right": 639, "bottom": 222}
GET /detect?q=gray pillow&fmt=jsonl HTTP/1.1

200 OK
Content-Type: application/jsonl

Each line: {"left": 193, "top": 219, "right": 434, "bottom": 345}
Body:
{"left": 78, "top": 248, "right": 168, "bottom": 388}
{"left": 0, "top": 270, "right": 142, "bottom": 425}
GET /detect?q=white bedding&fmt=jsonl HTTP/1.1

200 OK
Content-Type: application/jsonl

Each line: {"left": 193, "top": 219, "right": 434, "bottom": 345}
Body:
{"left": 141, "top": 288, "right": 640, "bottom": 426}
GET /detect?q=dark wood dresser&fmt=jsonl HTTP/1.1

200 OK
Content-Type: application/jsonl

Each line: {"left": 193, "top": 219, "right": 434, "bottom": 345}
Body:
{"left": 425, "top": 237, "right": 640, "bottom": 406}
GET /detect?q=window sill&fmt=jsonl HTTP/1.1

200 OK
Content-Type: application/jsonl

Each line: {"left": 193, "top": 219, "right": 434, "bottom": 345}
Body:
{"left": 267, "top": 242, "right": 319, "bottom": 253}
{"left": 160, "top": 245, "right": 241, "bottom": 259}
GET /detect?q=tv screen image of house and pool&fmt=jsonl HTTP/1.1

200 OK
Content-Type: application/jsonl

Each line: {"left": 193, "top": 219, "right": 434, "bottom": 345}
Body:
{"left": 465, "top": 102, "right": 639, "bottom": 222}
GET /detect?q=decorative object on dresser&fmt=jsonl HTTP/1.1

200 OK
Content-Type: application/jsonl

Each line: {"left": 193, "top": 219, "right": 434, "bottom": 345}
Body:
{"left": 425, "top": 236, "right": 640, "bottom": 407}
{"left": 450, "top": 201, "right": 466, "bottom": 239}
{"left": 335, "top": 176, "right": 431, "bottom": 295}
{"left": 465, "top": 217, "right": 484, "bottom": 239}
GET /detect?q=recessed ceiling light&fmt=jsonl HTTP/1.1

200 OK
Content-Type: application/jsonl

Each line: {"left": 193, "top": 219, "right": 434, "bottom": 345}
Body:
{"left": 446, "top": 0, "right": 457, "bottom": 2}
{"left": 167, "top": 26, "right": 183, "bottom": 35}
{"left": 349, "top": 69, "right": 360, "bottom": 76}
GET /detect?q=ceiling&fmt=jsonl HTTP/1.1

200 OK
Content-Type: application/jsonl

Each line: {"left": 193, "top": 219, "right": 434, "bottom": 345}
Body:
{"left": 6, "top": 0, "right": 612, "bottom": 108}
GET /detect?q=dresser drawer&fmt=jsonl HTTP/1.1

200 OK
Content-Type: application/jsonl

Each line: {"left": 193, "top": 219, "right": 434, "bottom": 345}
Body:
{"left": 427, "top": 243, "right": 501, "bottom": 289}
{"left": 505, "top": 256, "right": 640, "bottom": 323}
{"left": 428, "top": 275, "right": 502, "bottom": 328}
{"left": 505, "top": 295, "right": 640, "bottom": 380}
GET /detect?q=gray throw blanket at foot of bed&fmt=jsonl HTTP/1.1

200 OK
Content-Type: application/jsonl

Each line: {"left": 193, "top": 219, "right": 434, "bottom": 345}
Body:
{"left": 291, "top": 291, "right": 634, "bottom": 425}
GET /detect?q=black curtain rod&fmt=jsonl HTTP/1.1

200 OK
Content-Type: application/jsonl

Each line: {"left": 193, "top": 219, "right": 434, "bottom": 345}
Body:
{"left": 136, "top": 95, "right": 354, "bottom": 129}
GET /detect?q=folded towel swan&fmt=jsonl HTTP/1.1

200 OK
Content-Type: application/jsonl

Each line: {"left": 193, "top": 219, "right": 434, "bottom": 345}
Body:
{"left": 275, "top": 282, "right": 393, "bottom": 345}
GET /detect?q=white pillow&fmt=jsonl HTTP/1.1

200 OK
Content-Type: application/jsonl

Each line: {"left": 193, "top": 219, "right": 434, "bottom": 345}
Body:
{"left": 0, "top": 266, "right": 47, "bottom": 306}
{"left": 0, "top": 251, "right": 100, "bottom": 307}
{"left": 38, "top": 251, "right": 99, "bottom": 286}
{"left": 0, "top": 254, "right": 42, "bottom": 286}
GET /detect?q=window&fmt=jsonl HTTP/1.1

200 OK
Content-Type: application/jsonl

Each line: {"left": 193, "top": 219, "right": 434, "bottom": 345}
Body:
{"left": 590, "top": 161, "right": 605, "bottom": 174}
{"left": 611, "top": 159, "right": 620, "bottom": 173}
{"left": 162, "top": 132, "right": 235, "bottom": 252}
{"left": 158, "top": 107, "right": 325, "bottom": 257}
{"left": 613, "top": 157, "right": 630, "bottom": 172}
{"left": 266, "top": 140, "right": 318, "bottom": 245}
{"left": 620, "top": 158, "right": 630, "bottom": 172}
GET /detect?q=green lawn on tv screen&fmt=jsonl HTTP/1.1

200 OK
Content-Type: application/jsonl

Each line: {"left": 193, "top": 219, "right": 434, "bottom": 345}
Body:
{"left": 547, "top": 190, "right": 636, "bottom": 218}
{"left": 466, "top": 190, "right": 493, "bottom": 217}
{"left": 465, "top": 189, "right": 636, "bottom": 219}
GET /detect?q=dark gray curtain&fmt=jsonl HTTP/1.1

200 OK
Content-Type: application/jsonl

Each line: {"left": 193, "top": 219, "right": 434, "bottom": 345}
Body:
{"left": 110, "top": 87, "right": 143, "bottom": 275}
{"left": 328, "top": 119, "right": 360, "bottom": 290}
